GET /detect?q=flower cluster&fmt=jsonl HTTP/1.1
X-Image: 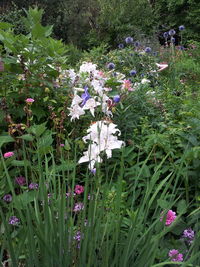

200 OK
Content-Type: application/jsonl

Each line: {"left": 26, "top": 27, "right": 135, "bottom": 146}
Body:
{"left": 168, "top": 249, "right": 183, "bottom": 262}
{"left": 160, "top": 210, "right": 176, "bottom": 226}
{"left": 79, "top": 120, "right": 124, "bottom": 170}
{"left": 183, "top": 228, "right": 195, "bottom": 244}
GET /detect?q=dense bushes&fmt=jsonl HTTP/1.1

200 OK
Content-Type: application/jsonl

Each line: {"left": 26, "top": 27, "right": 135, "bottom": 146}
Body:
{"left": 1, "top": 0, "right": 200, "bottom": 49}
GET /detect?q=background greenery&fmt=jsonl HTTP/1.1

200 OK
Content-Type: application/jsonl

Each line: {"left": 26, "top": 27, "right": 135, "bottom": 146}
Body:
{"left": 1, "top": 0, "right": 200, "bottom": 49}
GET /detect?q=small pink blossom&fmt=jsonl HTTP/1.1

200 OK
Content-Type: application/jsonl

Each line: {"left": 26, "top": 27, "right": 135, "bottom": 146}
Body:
{"left": 4, "top": 152, "right": 14, "bottom": 158}
{"left": 74, "top": 185, "right": 84, "bottom": 195}
{"left": 168, "top": 249, "right": 183, "bottom": 262}
{"left": 160, "top": 210, "right": 176, "bottom": 226}
{"left": 122, "top": 80, "right": 134, "bottom": 91}
{"left": 25, "top": 98, "right": 35, "bottom": 103}
{"left": 60, "top": 143, "right": 65, "bottom": 147}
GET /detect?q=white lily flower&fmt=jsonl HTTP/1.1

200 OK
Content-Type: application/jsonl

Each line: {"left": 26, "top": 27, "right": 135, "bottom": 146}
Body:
{"left": 71, "top": 94, "right": 83, "bottom": 106}
{"left": 83, "top": 98, "right": 101, "bottom": 117}
{"left": 68, "top": 105, "right": 85, "bottom": 121}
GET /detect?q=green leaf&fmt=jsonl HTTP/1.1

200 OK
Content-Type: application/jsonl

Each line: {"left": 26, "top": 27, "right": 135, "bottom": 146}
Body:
{"left": 177, "top": 199, "right": 187, "bottom": 214}
{"left": 11, "top": 160, "right": 31, "bottom": 167}
{"left": 28, "top": 123, "right": 47, "bottom": 137}
{"left": 18, "top": 134, "right": 34, "bottom": 141}
{"left": 0, "top": 135, "right": 15, "bottom": 148}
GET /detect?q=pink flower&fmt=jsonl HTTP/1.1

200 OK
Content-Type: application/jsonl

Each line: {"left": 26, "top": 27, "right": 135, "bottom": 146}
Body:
{"left": 122, "top": 80, "right": 134, "bottom": 91}
{"left": 168, "top": 249, "right": 183, "bottom": 262}
{"left": 74, "top": 185, "right": 84, "bottom": 195}
{"left": 3, "top": 152, "right": 14, "bottom": 158}
{"left": 25, "top": 98, "right": 35, "bottom": 103}
{"left": 60, "top": 143, "right": 65, "bottom": 147}
{"left": 160, "top": 210, "right": 176, "bottom": 226}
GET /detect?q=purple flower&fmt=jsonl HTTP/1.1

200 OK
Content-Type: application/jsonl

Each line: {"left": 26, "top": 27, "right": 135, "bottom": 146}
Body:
{"left": 125, "top": 37, "right": 133, "bottom": 44}
{"left": 134, "top": 41, "right": 140, "bottom": 47}
{"left": 3, "top": 194, "right": 12, "bottom": 203}
{"left": 74, "top": 231, "right": 83, "bottom": 241}
{"left": 130, "top": 70, "right": 137, "bottom": 76}
{"left": 145, "top": 47, "right": 152, "bottom": 53}
{"left": 15, "top": 176, "right": 26, "bottom": 186}
{"left": 29, "top": 183, "right": 38, "bottom": 190}
{"left": 91, "top": 168, "right": 96, "bottom": 175}
{"left": 60, "top": 143, "right": 65, "bottom": 147}
{"left": 9, "top": 216, "right": 20, "bottom": 226}
{"left": 81, "top": 86, "right": 90, "bottom": 106}
{"left": 73, "top": 202, "right": 84, "bottom": 212}
{"left": 183, "top": 228, "right": 195, "bottom": 240}
{"left": 113, "top": 95, "right": 120, "bottom": 103}
{"left": 179, "top": 25, "right": 185, "bottom": 31}
{"left": 107, "top": 62, "right": 115, "bottom": 70}
{"left": 168, "top": 249, "right": 183, "bottom": 262}
{"left": 171, "top": 37, "right": 175, "bottom": 43}
{"left": 118, "top": 43, "right": 124, "bottom": 49}
{"left": 163, "top": 32, "right": 169, "bottom": 39}
{"left": 169, "top": 29, "right": 176, "bottom": 36}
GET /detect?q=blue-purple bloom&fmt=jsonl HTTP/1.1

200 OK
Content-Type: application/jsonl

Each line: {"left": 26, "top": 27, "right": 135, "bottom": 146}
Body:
{"left": 91, "top": 168, "right": 96, "bottom": 175}
{"left": 163, "top": 32, "right": 169, "bottom": 39}
{"left": 118, "top": 43, "right": 124, "bottom": 49}
{"left": 145, "top": 47, "right": 152, "bottom": 53}
{"left": 171, "top": 37, "right": 175, "bottom": 43}
{"left": 74, "top": 231, "right": 83, "bottom": 241}
{"left": 113, "top": 95, "right": 120, "bottom": 103}
{"left": 125, "top": 37, "right": 133, "bottom": 44}
{"left": 134, "top": 41, "right": 140, "bottom": 47}
{"left": 29, "top": 183, "right": 38, "bottom": 190}
{"left": 130, "top": 70, "right": 137, "bottom": 76}
{"left": 183, "top": 228, "right": 195, "bottom": 240}
{"left": 81, "top": 86, "right": 90, "bottom": 106}
{"left": 107, "top": 62, "right": 115, "bottom": 70}
{"left": 179, "top": 25, "right": 185, "bottom": 31}
{"left": 9, "top": 216, "right": 20, "bottom": 226}
{"left": 169, "top": 29, "right": 176, "bottom": 36}
{"left": 3, "top": 194, "right": 12, "bottom": 203}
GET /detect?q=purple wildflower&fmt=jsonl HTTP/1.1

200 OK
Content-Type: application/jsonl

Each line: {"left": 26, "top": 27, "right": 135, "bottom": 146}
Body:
{"left": 15, "top": 176, "right": 26, "bottom": 186}
{"left": 171, "top": 37, "right": 175, "bottom": 43}
{"left": 179, "top": 25, "right": 185, "bottom": 31}
{"left": 125, "top": 37, "right": 133, "bottom": 44}
{"left": 183, "top": 228, "right": 195, "bottom": 244}
{"left": 9, "top": 216, "right": 20, "bottom": 226}
{"left": 107, "top": 62, "right": 115, "bottom": 70}
{"left": 29, "top": 183, "right": 38, "bottom": 190}
{"left": 73, "top": 202, "right": 84, "bottom": 212}
{"left": 169, "top": 29, "right": 176, "bottom": 36}
{"left": 91, "top": 168, "right": 96, "bottom": 175}
{"left": 163, "top": 32, "right": 169, "bottom": 39}
{"left": 118, "top": 43, "right": 124, "bottom": 49}
{"left": 81, "top": 86, "right": 91, "bottom": 106}
{"left": 134, "top": 41, "right": 140, "bottom": 47}
{"left": 74, "top": 231, "right": 83, "bottom": 241}
{"left": 3, "top": 194, "right": 12, "bottom": 203}
{"left": 145, "top": 47, "right": 152, "bottom": 53}
{"left": 168, "top": 249, "right": 183, "bottom": 262}
{"left": 130, "top": 70, "right": 137, "bottom": 76}
{"left": 113, "top": 95, "right": 120, "bottom": 103}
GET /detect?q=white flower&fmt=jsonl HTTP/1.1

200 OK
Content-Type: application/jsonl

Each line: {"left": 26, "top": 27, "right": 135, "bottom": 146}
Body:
{"left": 79, "top": 121, "right": 125, "bottom": 169}
{"left": 68, "top": 105, "right": 85, "bottom": 121}
{"left": 83, "top": 98, "right": 100, "bottom": 116}
{"left": 141, "top": 78, "right": 150, "bottom": 84}
{"left": 71, "top": 94, "right": 83, "bottom": 106}
{"left": 79, "top": 62, "right": 97, "bottom": 74}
